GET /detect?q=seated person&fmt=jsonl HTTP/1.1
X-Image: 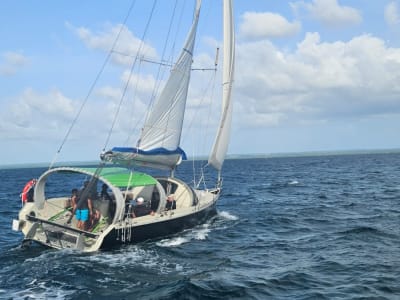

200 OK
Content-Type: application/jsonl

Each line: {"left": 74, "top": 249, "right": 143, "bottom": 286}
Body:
{"left": 165, "top": 194, "right": 176, "bottom": 211}
{"left": 133, "top": 197, "right": 154, "bottom": 217}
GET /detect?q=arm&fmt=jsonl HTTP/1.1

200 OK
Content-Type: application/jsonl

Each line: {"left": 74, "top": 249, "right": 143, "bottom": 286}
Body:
{"left": 88, "top": 198, "right": 93, "bottom": 216}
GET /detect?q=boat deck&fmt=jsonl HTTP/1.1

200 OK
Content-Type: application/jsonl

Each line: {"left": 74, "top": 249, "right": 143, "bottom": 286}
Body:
{"left": 26, "top": 205, "right": 109, "bottom": 250}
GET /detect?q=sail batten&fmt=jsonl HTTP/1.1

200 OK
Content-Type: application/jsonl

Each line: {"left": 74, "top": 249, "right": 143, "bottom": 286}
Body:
{"left": 208, "top": 0, "right": 235, "bottom": 171}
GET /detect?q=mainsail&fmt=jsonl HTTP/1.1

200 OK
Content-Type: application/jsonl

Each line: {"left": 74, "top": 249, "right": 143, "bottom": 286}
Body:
{"left": 208, "top": 0, "right": 235, "bottom": 171}
{"left": 102, "top": 0, "right": 202, "bottom": 169}
{"left": 138, "top": 0, "right": 201, "bottom": 153}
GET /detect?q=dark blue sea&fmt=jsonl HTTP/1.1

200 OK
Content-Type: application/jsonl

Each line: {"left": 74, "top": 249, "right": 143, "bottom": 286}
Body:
{"left": 1, "top": 153, "right": 399, "bottom": 299}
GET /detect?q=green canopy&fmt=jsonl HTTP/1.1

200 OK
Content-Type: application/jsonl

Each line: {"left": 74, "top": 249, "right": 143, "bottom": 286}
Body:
{"left": 76, "top": 167, "right": 157, "bottom": 188}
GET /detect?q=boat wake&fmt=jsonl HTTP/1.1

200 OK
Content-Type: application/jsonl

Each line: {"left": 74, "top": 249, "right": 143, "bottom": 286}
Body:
{"left": 156, "top": 210, "right": 239, "bottom": 247}
{"left": 218, "top": 210, "right": 238, "bottom": 221}
{"left": 157, "top": 223, "right": 212, "bottom": 247}
{"left": 157, "top": 237, "right": 189, "bottom": 247}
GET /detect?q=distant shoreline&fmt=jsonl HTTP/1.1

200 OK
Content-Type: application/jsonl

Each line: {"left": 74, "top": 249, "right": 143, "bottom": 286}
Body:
{"left": 1, "top": 148, "right": 400, "bottom": 169}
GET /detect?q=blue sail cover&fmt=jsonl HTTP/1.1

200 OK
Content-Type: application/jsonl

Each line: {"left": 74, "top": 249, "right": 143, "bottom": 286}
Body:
{"left": 101, "top": 147, "right": 187, "bottom": 170}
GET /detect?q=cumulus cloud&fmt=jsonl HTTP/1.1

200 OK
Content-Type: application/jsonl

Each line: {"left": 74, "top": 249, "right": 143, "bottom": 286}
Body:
{"left": 67, "top": 22, "right": 158, "bottom": 66}
{"left": 292, "top": 0, "right": 362, "bottom": 27}
{"left": 0, "top": 88, "right": 77, "bottom": 141}
{"left": 240, "top": 12, "right": 301, "bottom": 39}
{"left": 0, "top": 51, "right": 29, "bottom": 76}
{"left": 0, "top": 86, "right": 142, "bottom": 143}
{"left": 385, "top": 1, "right": 400, "bottom": 26}
{"left": 234, "top": 32, "right": 400, "bottom": 128}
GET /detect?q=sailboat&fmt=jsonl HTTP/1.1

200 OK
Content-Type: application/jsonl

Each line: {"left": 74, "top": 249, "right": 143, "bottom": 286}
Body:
{"left": 12, "top": 0, "right": 235, "bottom": 252}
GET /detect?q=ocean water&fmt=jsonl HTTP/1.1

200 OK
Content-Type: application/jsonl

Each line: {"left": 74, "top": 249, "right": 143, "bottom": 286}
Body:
{"left": 0, "top": 154, "right": 399, "bottom": 299}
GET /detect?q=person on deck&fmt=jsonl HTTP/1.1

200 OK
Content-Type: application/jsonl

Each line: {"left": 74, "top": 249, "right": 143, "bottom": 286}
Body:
{"left": 133, "top": 197, "right": 154, "bottom": 217}
{"left": 65, "top": 188, "right": 78, "bottom": 210}
{"left": 74, "top": 181, "right": 94, "bottom": 230}
{"left": 26, "top": 185, "right": 35, "bottom": 203}
{"left": 100, "top": 183, "right": 112, "bottom": 201}
{"left": 165, "top": 194, "right": 176, "bottom": 211}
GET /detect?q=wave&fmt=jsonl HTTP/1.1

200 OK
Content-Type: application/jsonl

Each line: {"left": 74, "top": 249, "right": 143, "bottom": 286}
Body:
{"left": 3, "top": 283, "right": 75, "bottom": 300}
{"left": 335, "top": 226, "right": 399, "bottom": 240}
{"left": 339, "top": 226, "right": 381, "bottom": 235}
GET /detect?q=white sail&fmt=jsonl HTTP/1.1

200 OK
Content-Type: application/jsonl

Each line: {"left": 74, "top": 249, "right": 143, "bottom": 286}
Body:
{"left": 102, "top": 0, "right": 202, "bottom": 169}
{"left": 208, "top": 0, "right": 235, "bottom": 171}
{"left": 138, "top": 0, "right": 202, "bottom": 153}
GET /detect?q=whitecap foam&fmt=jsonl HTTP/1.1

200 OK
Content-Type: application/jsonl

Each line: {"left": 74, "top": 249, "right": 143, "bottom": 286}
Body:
{"left": 156, "top": 237, "right": 189, "bottom": 247}
{"left": 8, "top": 280, "right": 75, "bottom": 300}
{"left": 218, "top": 210, "right": 238, "bottom": 221}
{"left": 288, "top": 180, "right": 299, "bottom": 185}
{"left": 85, "top": 245, "right": 181, "bottom": 275}
{"left": 88, "top": 246, "right": 155, "bottom": 266}
{"left": 192, "top": 224, "right": 210, "bottom": 240}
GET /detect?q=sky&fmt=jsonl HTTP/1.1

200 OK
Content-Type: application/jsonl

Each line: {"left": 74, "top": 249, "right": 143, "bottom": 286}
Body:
{"left": 1, "top": 0, "right": 400, "bottom": 166}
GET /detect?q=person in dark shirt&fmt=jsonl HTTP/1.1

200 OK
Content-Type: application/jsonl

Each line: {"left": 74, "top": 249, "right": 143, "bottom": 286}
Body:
{"left": 100, "top": 183, "right": 112, "bottom": 201}
{"left": 165, "top": 194, "right": 176, "bottom": 211}
{"left": 133, "top": 197, "right": 154, "bottom": 217}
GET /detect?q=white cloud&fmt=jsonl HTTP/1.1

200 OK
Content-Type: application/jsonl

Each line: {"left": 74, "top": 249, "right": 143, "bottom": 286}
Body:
{"left": 234, "top": 32, "right": 400, "bottom": 129}
{"left": 67, "top": 22, "right": 158, "bottom": 66}
{"left": 385, "top": 2, "right": 400, "bottom": 26}
{"left": 0, "top": 86, "right": 144, "bottom": 148}
{"left": 292, "top": 0, "right": 362, "bottom": 27}
{"left": 0, "top": 51, "right": 29, "bottom": 76}
{"left": 121, "top": 71, "right": 157, "bottom": 96}
{"left": 0, "top": 88, "right": 77, "bottom": 142}
{"left": 240, "top": 12, "right": 301, "bottom": 39}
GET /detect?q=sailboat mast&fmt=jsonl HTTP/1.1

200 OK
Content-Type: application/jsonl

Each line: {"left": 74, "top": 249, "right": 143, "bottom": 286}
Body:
{"left": 208, "top": 0, "right": 235, "bottom": 171}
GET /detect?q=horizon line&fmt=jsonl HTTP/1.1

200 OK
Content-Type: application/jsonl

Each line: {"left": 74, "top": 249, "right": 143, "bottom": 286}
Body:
{"left": 1, "top": 147, "right": 400, "bottom": 170}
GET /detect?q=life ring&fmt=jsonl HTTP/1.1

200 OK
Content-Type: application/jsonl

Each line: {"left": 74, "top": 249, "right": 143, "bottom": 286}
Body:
{"left": 21, "top": 179, "right": 37, "bottom": 203}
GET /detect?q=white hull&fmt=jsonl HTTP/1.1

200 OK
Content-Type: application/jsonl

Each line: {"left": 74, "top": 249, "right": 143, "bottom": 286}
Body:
{"left": 13, "top": 167, "right": 219, "bottom": 252}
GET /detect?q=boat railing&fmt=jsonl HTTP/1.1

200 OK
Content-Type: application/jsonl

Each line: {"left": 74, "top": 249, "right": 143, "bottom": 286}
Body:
{"left": 26, "top": 214, "right": 98, "bottom": 238}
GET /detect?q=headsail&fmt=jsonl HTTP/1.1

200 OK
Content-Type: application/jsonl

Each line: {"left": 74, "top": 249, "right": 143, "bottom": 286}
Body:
{"left": 102, "top": 0, "right": 202, "bottom": 170}
{"left": 208, "top": 0, "right": 235, "bottom": 171}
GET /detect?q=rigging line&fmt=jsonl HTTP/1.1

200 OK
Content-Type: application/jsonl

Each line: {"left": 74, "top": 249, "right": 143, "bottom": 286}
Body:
{"left": 111, "top": 50, "right": 174, "bottom": 68}
{"left": 183, "top": 70, "right": 217, "bottom": 187}
{"left": 103, "top": 0, "right": 157, "bottom": 151}
{"left": 195, "top": 69, "right": 218, "bottom": 188}
{"left": 166, "top": 0, "right": 187, "bottom": 73}
{"left": 111, "top": 52, "right": 216, "bottom": 71}
{"left": 181, "top": 67, "right": 217, "bottom": 153}
{"left": 141, "top": 0, "right": 180, "bottom": 144}
{"left": 162, "top": 1, "right": 200, "bottom": 148}
{"left": 48, "top": 0, "right": 137, "bottom": 170}
{"left": 124, "top": 59, "right": 144, "bottom": 146}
